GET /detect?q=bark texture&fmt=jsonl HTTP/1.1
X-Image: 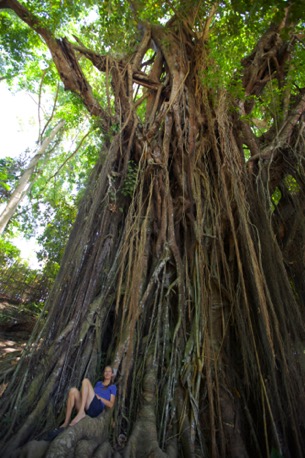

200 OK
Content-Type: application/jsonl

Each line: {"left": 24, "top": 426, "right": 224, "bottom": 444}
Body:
{"left": 0, "top": 2, "right": 305, "bottom": 457}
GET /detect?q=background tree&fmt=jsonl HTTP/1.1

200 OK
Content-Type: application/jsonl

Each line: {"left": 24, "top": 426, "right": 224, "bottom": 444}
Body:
{"left": 0, "top": 57, "right": 101, "bottom": 279}
{"left": 0, "top": 1, "right": 305, "bottom": 457}
{"left": 0, "top": 119, "right": 65, "bottom": 234}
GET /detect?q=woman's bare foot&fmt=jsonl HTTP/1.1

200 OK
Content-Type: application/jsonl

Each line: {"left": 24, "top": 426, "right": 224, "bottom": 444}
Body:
{"left": 70, "top": 411, "right": 87, "bottom": 426}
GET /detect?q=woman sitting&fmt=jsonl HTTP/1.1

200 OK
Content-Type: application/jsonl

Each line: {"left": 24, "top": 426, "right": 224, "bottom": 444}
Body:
{"left": 61, "top": 366, "right": 117, "bottom": 427}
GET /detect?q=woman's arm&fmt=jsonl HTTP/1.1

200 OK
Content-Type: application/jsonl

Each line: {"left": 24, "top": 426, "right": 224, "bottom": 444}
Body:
{"left": 96, "top": 393, "right": 116, "bottom": 408}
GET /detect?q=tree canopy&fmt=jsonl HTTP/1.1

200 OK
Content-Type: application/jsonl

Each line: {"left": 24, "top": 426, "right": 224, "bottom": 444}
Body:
{"left": 0, "top": 1, "right": 305, "bottom": 457}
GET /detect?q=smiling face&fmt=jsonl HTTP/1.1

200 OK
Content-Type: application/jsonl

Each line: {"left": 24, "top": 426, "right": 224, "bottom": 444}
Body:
{"left": 103, "top": 366, "right": 113, "bottom": 382}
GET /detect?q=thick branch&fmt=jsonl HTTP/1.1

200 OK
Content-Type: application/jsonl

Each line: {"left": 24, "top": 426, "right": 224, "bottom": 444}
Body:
{"left": 73, "top": 43, "right": 162, "bottom": 91}
{"left": 0, "top": 0, "right": 111, "bottom": 129}
{"left": 131, "top": 23, "right": 152, "bottom": 69}
{"left": 241, "top": 9, "right": 293, "bottom": 112}
{"left": 151, "top": 24, "right": 188, "bottom": 108}
{"left": 249, "top": 91, "right": 305, "bottom": 162}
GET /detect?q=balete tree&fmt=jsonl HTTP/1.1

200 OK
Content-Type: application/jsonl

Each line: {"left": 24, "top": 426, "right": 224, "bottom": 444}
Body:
{"left": 0, "top": 0, "right": 305, "bottom": 457}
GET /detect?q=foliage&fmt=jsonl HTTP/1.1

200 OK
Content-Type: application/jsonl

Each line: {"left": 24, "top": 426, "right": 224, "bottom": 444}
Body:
{"left": 0, "top": 69, "right": 100, "bottom": 268}
{"left": 0, "top": 236, "right": 20, "bottom": 266}
{"left": 121, "top": 160, "right": 138, "bottom": 198}
{"left": 0, "top": 156, "right": 26, "bottom": 201}
{"left": 0, "top": 236, "right": 51, "bottom": 311}
{"left": 36, "top": 201, "right": 77, "bottom": 265}
{"left": 0, "top": 10, "right": 41, "bottom": 80}
{"left": 0, "top": 261, "right": 51, "bottom": 311}
{"left": 23, "top": 128, "right": 100, "bottom": 262}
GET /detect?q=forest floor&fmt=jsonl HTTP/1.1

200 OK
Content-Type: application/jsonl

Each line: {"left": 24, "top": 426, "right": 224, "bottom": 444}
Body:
{"left": 0, "top": 300, "right": 36, "bottom": 397}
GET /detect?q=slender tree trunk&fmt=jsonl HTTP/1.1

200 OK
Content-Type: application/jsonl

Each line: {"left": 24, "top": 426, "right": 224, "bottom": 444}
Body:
{"left": 0, "top": 120, "right": 65, "bottom": 234}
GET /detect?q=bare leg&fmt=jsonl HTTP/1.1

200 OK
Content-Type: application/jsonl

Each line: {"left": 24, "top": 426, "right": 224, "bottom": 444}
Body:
{"left": 69, "top": 378, "right": 95, "bottom": 426}
{"left": 61, "top": 387, "right": 81, "bottom": 428}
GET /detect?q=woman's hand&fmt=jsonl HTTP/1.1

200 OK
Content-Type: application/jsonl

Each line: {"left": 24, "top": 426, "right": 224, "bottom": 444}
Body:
{"left": 96, "top": 394, "right": 116, "bottom": 409}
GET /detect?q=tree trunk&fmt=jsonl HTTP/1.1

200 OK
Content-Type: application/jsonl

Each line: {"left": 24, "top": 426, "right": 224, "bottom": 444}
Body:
{"left": 0, "top": 2, "right": 305, "bottom": 457}
{"left": 0, "top": 120, "right": 65, "bottom": 234}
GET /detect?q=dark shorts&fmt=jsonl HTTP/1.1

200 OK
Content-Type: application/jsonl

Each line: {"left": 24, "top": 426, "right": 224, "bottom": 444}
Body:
{"left": 86, "top": 395, "right": 104, "bottom": 418}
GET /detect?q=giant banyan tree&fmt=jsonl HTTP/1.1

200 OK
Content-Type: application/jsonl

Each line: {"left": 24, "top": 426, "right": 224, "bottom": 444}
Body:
{"left": 0, "top": 1, "right": 305, "bottom": 457}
